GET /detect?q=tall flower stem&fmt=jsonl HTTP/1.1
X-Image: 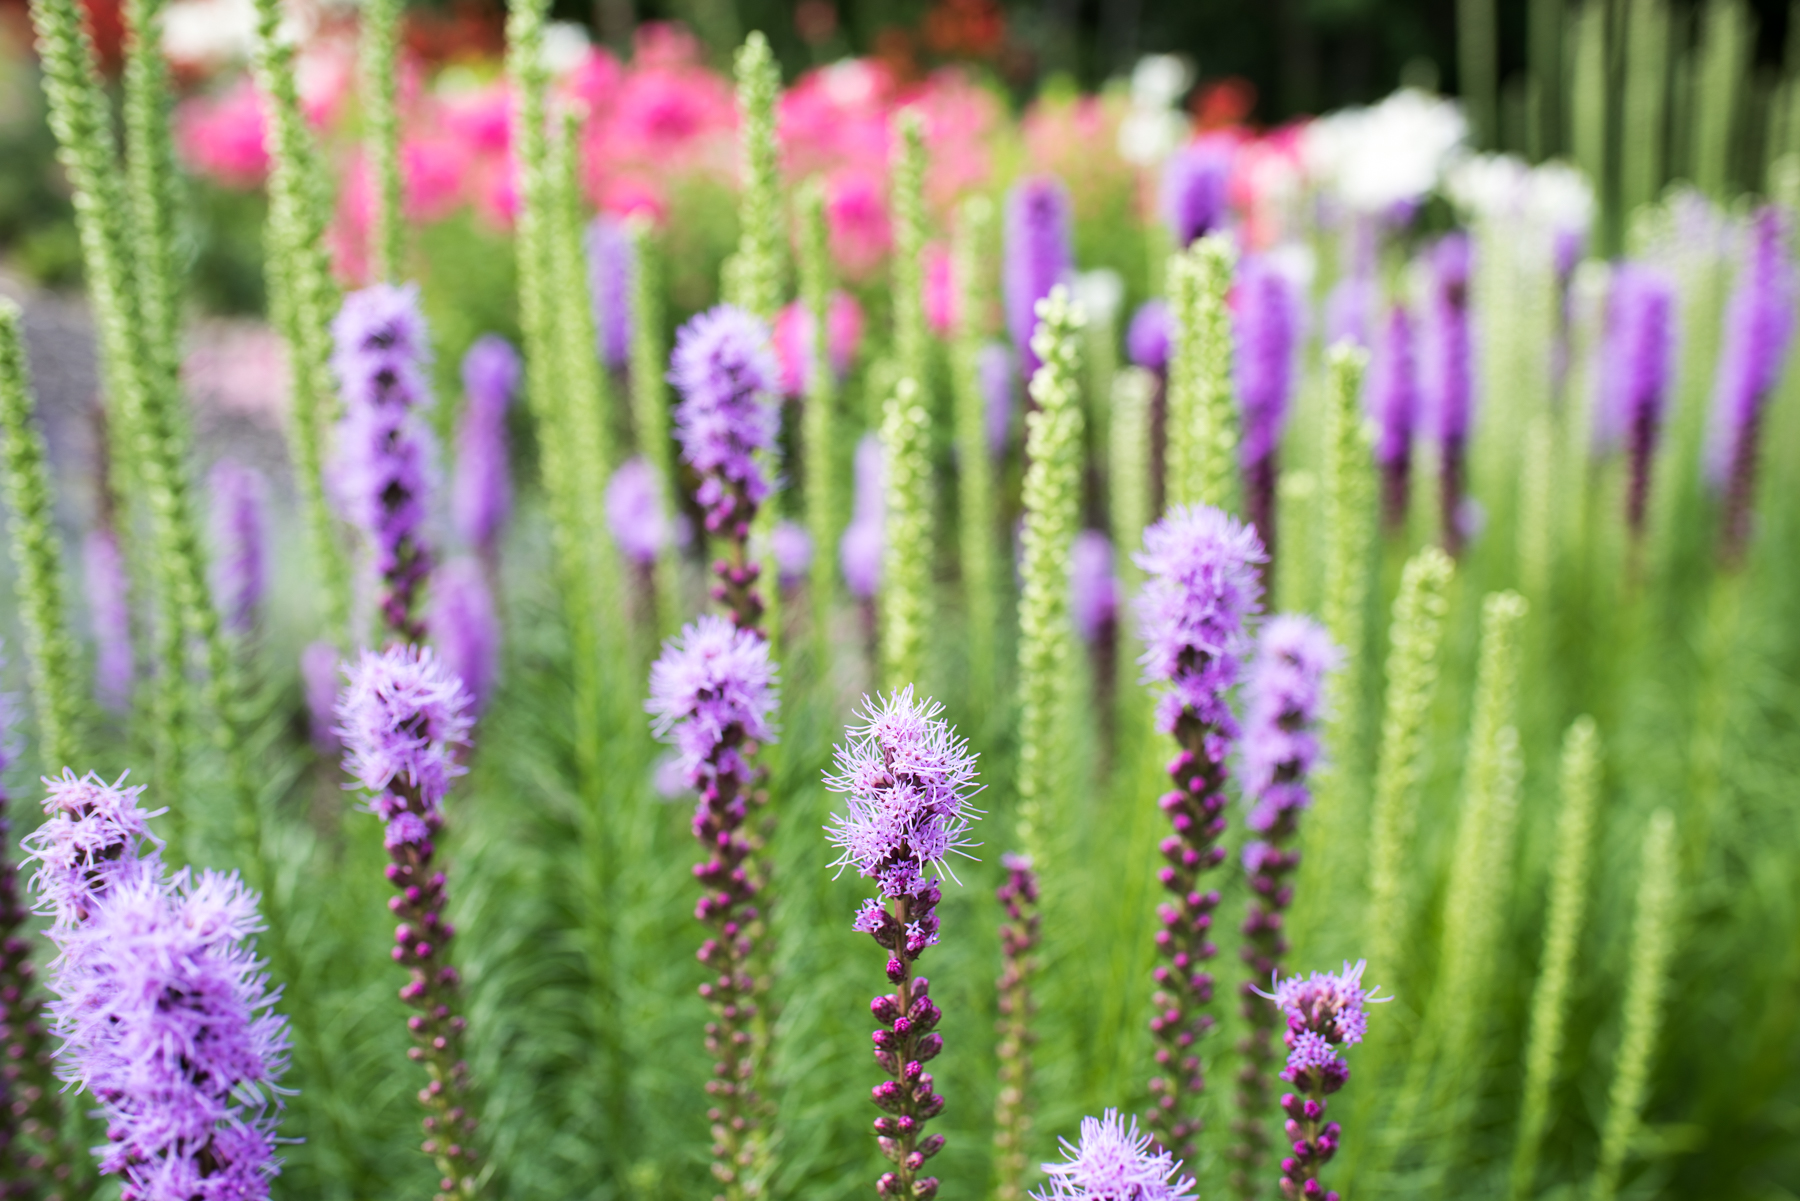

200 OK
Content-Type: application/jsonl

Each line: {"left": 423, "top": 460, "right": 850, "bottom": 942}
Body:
{"left": 992, "top": 855, "right": 1040, "bottom": 1201}
{"left": 1268, "top": 963, "right": 1384, "bottom": 1201}
{"left": 797, "top": 182, "right": 842, "bottom": 629}
{"left": 880, "top": 378, "right": 933, "bottom": 688}
{"left": 1167, "top": 236, "right": 1238, "bottom": 511}
{"left": 626, "top": 217, "right": 682, "bottom": 634}
{"left": 949, "top": 196, "right": 999, "bottom": 711}
{"left": 867, "top": 890, "right": 946, "bottom": 1201}
{"left": 891, "top": 111, "right": 930, "bottom": 404}
{"left": 361, "top": 0, "right": 404, "bottom": 283}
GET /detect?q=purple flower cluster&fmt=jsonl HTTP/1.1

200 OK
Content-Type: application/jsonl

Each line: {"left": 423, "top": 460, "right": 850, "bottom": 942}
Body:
{"left": 1234, "top": 256, "right": 1301, "bottom": 566}
{"left": 979, "top": 343, "right": 1016, "bottom": 459}
{"left": 1004, "top": 176, "right": 1074, "bottom": 380}
{"left": 1709, "top": 205, "right": 1798, "bottom": 562}
{"left": 771, "top": 519, "right": 813, "bottom": 587}
{"left": 1268, "top": 961, "right": 1384, "bottom": 1201}
{"left": 1368, "top": 306, "right": 1418, "bottom": 531}
{"left": 336, "top": 645, "right": 483, "bottom": 1198}
{"left": 1070, "top": 530, "right": 1119, "bottom": 646}
{"left": 1133, "top": 504, "right": 1264, "bottom": 1162}
{"left": 669, "top": 304, "right": 779, "bottom": 539}
{"left": 1422, "top": 235, "right": 1473, "bottom": 554}
{"left": 83, "top": 527, "right": 133, "bottom": 713}
{"left": 1599, "top": 264, "right": 1676, "bottom": 535}
{"left": 825, "top": 689, "right": 980, "bottom": 1201}
{"left": 301, "top": 641, "right": 342, "bottom": 754}
{"left": 585, "top": 215, "right": 636, "bottom": 372}
{"left": 23, "top": 772, "right": 287, "bottom": 1201}
{"left": 605, "top": 456, "right": 672, "bottom": 568}
{"left": 452, "top": 335, "right": 518, "bottom": 562}
{"left": 993, "top": 853, "right": 1041, "bottom": 1198}
{"left": 209, "top": 458, "right": 267, "bottom": 636}
{"left": 330, "top": 283, "right": 437, "bottom": 641}
{"left": 1128, "top": 300, "right": 1174, "bottom": 374}
{"left": 1034, "top": 1110, "right": 1198, "bottom": 1201}
{"left": 841, "top": 433, "right": 885, "bottom": 601}
{"left": 1161, "top": 140, "right": 1233, "bottom": 246}
{"left": 645, "top": 616, "right": 781, "bottom": 1190}
{"left": 432, "top": 557, "right": 500, "bottom": 716}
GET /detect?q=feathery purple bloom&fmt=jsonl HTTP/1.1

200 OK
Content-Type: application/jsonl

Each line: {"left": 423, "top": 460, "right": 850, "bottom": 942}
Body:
{"left": 586, "top": 215, "right": 636, "bottom": 371}
{"left": 1127, "top": 300, "right": 1174, "bottom": 374}
{"left": 978, "top": 342, "right": 1015, "bottom": 458}
{"left": 1369, "top": 305, "right": 1418, "bottom": 530}
{"left": 1423, "top": 235, "right": 1473, "bottom": 554}
{"left": 1004, "top": 176, "right": 1074, "bottom": 380}
{"left": 1235, "top": 256, "right": 1301, "bottom": 567}
{"left": 22, "top": 770, "right": 163, "bottom": 926}
{"left": 452, "top": 334, "right": 518, "bottom": 558}
{"left": 841, "top": 433, "right": 885, "bottom": 600}
{"left": 329, "top": 282, "right": 431, "bottom": 403}
{"left": 1709, "top": 205, "right": 1797, "bottom": 561}
{"left": 209, "top": 458, "right": 267, "bottom": 636}
{"left": 335, "top": 644, "right": 472, "bottom": 813}
{"left": 1070, "top": 529, "right": 1119, "bottom": 645}
{"left": 1241, "top": 615, "right": 1338, "bottom": 833}
{"left": 668, "top": 304, "right": 780, "bottom": 538}
{"left": 1161, "top": 140, "right": 1233, "bottom": 246}
{"left": 1033, "top": 1110, "right": 1198, "bottom": 1201}
{"left": 432, "top": 557, "right": 500, "bottom": 716}
{"left": 1264, "top": 960, "right": 1385, "bottom": 1201}
{"left": 1272, "top": 960, "right": 1382, "bottom": 1080}
{"left": 646, "top": 615, "right": 780, "bottom": 791}
{"left": 301, "top": 641, "right": 341, "bottom": 754}
{"left": 605, "top": 456, "right": 671, "bottom": 567}
{"left": 83, "top": 526, "right": 133, "bottom": 713}
{"left": 1599, "top": 264, "right": 1676, "bottom": 535}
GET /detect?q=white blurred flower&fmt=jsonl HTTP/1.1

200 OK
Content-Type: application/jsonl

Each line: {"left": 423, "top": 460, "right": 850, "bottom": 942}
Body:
{"left": 1525, "top": 162, "right": 1595, "bottom": 236}
{"left": 162, "top": 0, "right": 258, "bottom": 69}
{"left": 541, "top": 20, "right": 591, "bottom": 76}
{"left": 1448, "top": 153, "right": 1595, "bottom": 244}
{"left": 1118, "top": 54, "right": 1195, "bottom": 166}
{"left": 1075, "top": 269, "right": 1126, "bottom": 327}
{"left": 1130, "top": 55, "right": 1192, "bottom": 110}
{"left": 1304, "top": 89, "right": 1469, "bottom": 214}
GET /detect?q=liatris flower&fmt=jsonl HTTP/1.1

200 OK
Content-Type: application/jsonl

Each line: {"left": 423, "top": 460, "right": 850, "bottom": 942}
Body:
{"left": 669, "top": 304, "right": 780, "bottom": 631}
{"left": 1267, "top": 961, "right": 1385, "bottom": 1201}
{"left": 1323, "top": 273, "right": 1375, "bottom": 351}
{"left": 1133, "top": 503, "right": 1265, "bottom": 1162}
{"left": 1708, "top": 205, "right": 1797, "bottom": 563}
{"left": 432, "top": 558, "right": 500, "bottom": 717}
{"left": 1234, "top": 256, "right": 1300, "bottom": 571}
{"left": 1162, "top": 140, "right": 1233, "bottom": 247}
{"left": 452, "top": 335, "right": 519, "bottom": 562}
{"left": 1230, "top": 616, "right": 1339, "bottom": 1196}
{"left": 770, "top": 520, "right": 813, "bottom": 590}
{"left": 646, "top": 616, "right": 781, "bottom": 1196}
{"left": 209, "top": 458, "right": 267, "bottom": 636}
{"left": 824, "top": 688, "right": 981, "bottom": 1201}
{"left": 606, "top": 456, "right": 672, "bottom": 568}
{"left": 1599, "top": 264, "right": 1676, "bottom": 537}
{"left": 335, "top": 645, "right": 482, "bottom": 1199}
{"left": 1070, "top": 530, "right": 1119, "bottom": 646}
{"left": 301, "top": 641, "right": 342, "bottom": 754}
{"left": 1422, "top": 235, "right": 1473, "bottom": 555}
{"left": 979, "top": 343, "right": 1016, "bottom": 460}
{"left": 1368, "top": 306, "right": 1418, "bottom": 532}
{"left": 841, "top": 433, "right": 886, "bottom": 602}
{"left": 330, "top": 283, "right": 436, "bottom": 641}
{"left": 994, "top": 853, "right": 1041, "bottom": 1201}
{"left": 42, "top": 868, "right": 290, "bottom": 1201}
{"left": 1004, "top": 176, "right": 1074, "bottom": 380}
{"left": 1129, "top": 301, "right": 1174, "bottom": 516}
{"left": 585, "top": 215, "right": 635, "bottom": 373}
{"left": 1034, "top": 1110, "right": 1198, "bottom": 1201}
{"left": 82, "top": 527, "right": 133, "bottom": 714}
{"left": 22, "top": 771, "right": 163, "bottom": 926}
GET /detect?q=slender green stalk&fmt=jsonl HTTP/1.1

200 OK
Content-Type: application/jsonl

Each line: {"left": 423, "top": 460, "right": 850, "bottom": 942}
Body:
{"left": 1458, "top": 0, "right": 1499, "bottom": 148}
{"left": 1364, "top": 546, "right": 1456, "bottom": 986}
{"left": 627, "top": 215, "right": 681, "bottom": 635}
{"left": 1568, "top": 3, "right": 1608, "bottom": 240}
{"left": 950, "top": 194, "right": 998, "bottom": 710}
{"left": 122, "top": 0, "right": 181, "bottom": 401}
{"left": 361, "top": 0, "right": 404, "bottom": 282}
{"left": 797, "top": 181, "right": 841, "bottom": 628}
{"left": 551, "top": 108, "right": 620, "bottom": 521}
{"left": 733, "top": 32, "right": 783, "bottom": 324}
{"left": 891, "top": 110, "right": 929, "bottom": 403}
{"left": 1167, "top": 237, "right": 1238, "bottom": 511}
{"left": 1619, "top": 0, "right": 1670, "bottom": 219}
{"left": 1108, "top": 367, "right": 1152, "bottom": 598}
{"left": 1589, "top": 809, "right": 1679, "bottom": 1201}
{"left": 0, "top": 302, "right": 85, "bottom": 771}
{"left": 879, "top": 379, "right": 933, "bottom": 687}
{"left": 1511, "top": 716, "right": 1604, "bottom": 1201}
{"left": 1693, "top": 0, "right": 1749, "bottom": 200}
{"left": 1517, "top": 413, "right": 1555, "bottom": 602}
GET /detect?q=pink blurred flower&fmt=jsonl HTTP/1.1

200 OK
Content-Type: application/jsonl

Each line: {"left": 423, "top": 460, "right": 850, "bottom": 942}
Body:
{"left": 924, "top": 242, "right": 955, "bottom": 336}
{"left": 558, "top": 46, "right": 624, "bottom": 117}
{"left": 183, "top": 320, "right": 290, "bottom": 422}
{"left": 403, "top": 136, "right": 470, "bottom": 222}
{"left": 828, "top": 290, "right": 864, "bottom": 375}
{"left": 174, "top": 79, "right": 269, "bottom": 189}
{"left": 439, "top": 83, "right": 512, "bottom": 156}
{"left": 772, "top": 291, "right": 864, "bottom": 396}
{"left": 825, "top": 168, "right": 891, "bottom": 280}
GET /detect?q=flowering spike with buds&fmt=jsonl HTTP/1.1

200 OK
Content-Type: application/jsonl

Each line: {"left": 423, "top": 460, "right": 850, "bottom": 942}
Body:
{"left": 452, "top": 335, "right": 520, "bottom": 564}
{"left": 1133, "top": 502, "right": 1265, "bottom": 1160}
{"left": 1004, "top": 177, "right": 1073, "bottom": 381}
{"left": 209, "top": 458, "right": 268, "bottom": 636}
{"left": 336, "top": 645, "right": 483, "bottom": 1201}
{"left": 993, "top": 853, "right": 1040, "bottom": 1201}
{"left": 1234, "top": 255, "right": 1300, "bottom": 571}
{"left": 1424, "top": 234, "right": 1473, "bottom": 555}
{"left": 880, "top": 378, "right": 933, "bottom": 688}
{"left": 825, "top": 687, "right": 981, "bottom": 1201}
{"left": 1599, "top": 265, "right": 1675, "bottom": 537}
{"left": 1034, "top": 1109, "right": 1198, "bottom": 1201}
{"left": 732, "top": 33, "right": 783, "bottom": 324}
{"left": 1368, "top": 312, "right": 1416, "bottom": 532}
{"left": 648, "top": 616, "right": 781, "bottom": 1199}
{"left": 1168, "top": 236, "right": 1238, "bottom": 511}
{"left": 1266, "top": 962, "right": 1385, "bottom": 1201}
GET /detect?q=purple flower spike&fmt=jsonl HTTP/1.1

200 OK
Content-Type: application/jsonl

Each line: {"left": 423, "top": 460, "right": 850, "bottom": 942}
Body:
{"left": 209, "top": 458, "right": 267, "bottom": 636}
{"left": 83, "top": 527, "right": 133, "bottom": 713}
{"left": 432, "top": 557, "right": 500, "bottom": 716}
{"left": 1422, "top": 234, "right": 1474, "bottom": 555}
{"left": 1070, "top": 529, "right": 1119, "bottom": 645}
{"left": 1128, "top": 300, "right": 1174, "bottom": 374}
{"left": 1004, "top": 176, "right": 1074, "bottom": 380}
{"left": 42, "top": 867, "right": 289, "bottom": 1201}
{"left": 1324, "top": 274, "right": 1376, "bottom": 352}
{"left": 825, "top": 688, "right": 980, "bottom": 1201}
{"left": 1709, "top": 205, "right": 1798, "bottom": 563}
{"left": 586, "top": 215, "right": 636, "bottom": 371}
{"left": 335, "top": 643, "right": 483, "bottom": 1195}
{"left": 453, "top": 334, "right": 519, "bottom": 559}
{"left": 606, "top": 456, "right": 671, "bottom": 567}
{"left": 841, "top": 433, "right": 885, "bottom": 600}
{"left": 301, "top": 641, "right": 342, "bottom": 754}
{"left": 1264, "top": 960, "right": 1386, "bottom": 1201}
{"left": 647, "top": 615, "right": 779, "bottom": 791}
{"left": 1599, "top": 264, "right": 1676, "bottom": 536}
{"left": 1234, "top": 255, "right": 1301, "bottom": 568}
{"left": 330, "top": 283, "right": 436, "bottom": 641}
{"left": 1132, "top": 502, "right": 1264, "bottom": 1162}
{"left": 1230, "top": 615, "right": 1339, "bottom": 1184}
{"left": 1034, "top": 1110, "right": 1198, "bottom": 1201}
{"left": 1369, "top": 305, "right": 1419, "bottom": 531}
{"left": 979, "top": 343, "right": 1016, "bottom": 459}
{"left": 771, "top": 519, "right": 813, "bottom": 586}
{"left": 22, "top": 770, "right": 164, "bottom": 926}
{"left": 1162, "top": 139, "right": 1233, "bottom": 246}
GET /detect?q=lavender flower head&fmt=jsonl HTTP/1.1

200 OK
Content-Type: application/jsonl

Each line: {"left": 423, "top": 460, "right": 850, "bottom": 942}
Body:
{"left": 646, "top": 614, "right": 780, "bottom": 791}
{"left": 825, "top": 687, "right": 981, "bottom": 909}
{"left": 1423, "top": 233, "right": 1474, "bottom": 446}
{"left": 1241, "top": 615, "right": 1338, "bottom": 833}
{"left": 1161, "top": 140, "right": 1233, "bottom": 246}
{"left": 1004, "top": 176, "right": 1074, "bottom": 379}
{"left": 586, "top": 215, "right": 636, "bottom": 371}
{"left": 22, "top": 770, "right": 163, "bottom": 925}
{"left": 606, "top": 456, "right": 671, "bottom": 567}
{"left": 47, "top": 868, "right": 289, "bottom": 1201}
{"left": 1599, "top": 263, "right": 1677, "bottom": 446}
{"left": 209, "top": 458, "right": 267, "bottom": 635}
{"left": 83, "top": 526, "right": 133, "bottom": 713}
{"left": 1070, "top": 529, "right": 1119, "bottom": 645}
{"left": 301, "top": 641, "right": 341, "bottom": 754}
{"left": 1324, "top": 274, "right": 1376, "bottom": 351}
{"left": 841, "top": 433, "right": 885, "bottom": 600}
{"left": 431, "top": 557, "right": 500, "bottom": 716}
{"left": 1034, "top": 1110, "right": 1198, "bottom": 1201}
{"left": 1134, "top": 504, "right": 1266, "bottom": 735}
{"left": 329, "top": 282, "right": 432, "bottom": 403}
{"left": 1234, "top": 255, "right": 1302, "bottom": 470}
{"left": 452, "top": 334, "right": 519, "bottom": 556}
{"left": 1127, "top": 300, "right": 1173, "bottom": 374}
{"left": 978, "top": 342, "right": 1015, "bottom": 459}
{"left": 770, "top": 519, "right": 813, "bottom": 586}
{"left": 668, "top": 305, "right": 780, "bottom": 535}
{"left": 1269, "top": 960, "right": 1385, "bottom": 1091}
{"left": 335, "top": 644, "right": 473, "bottom": 818}
{"left": 1707, "top": 205, "right": 1798, "bottom": 485}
